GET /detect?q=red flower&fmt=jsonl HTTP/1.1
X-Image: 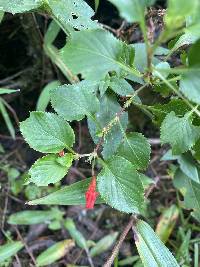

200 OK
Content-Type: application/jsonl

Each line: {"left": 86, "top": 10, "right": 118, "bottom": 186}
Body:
{"left": 85, "top": 176, "right": 99, "bottom": 209}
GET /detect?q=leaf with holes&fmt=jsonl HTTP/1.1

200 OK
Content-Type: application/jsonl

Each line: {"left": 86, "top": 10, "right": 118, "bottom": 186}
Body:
{"left": 97, "top": 156, "right": 145, "bottom": 214}
{"left": 134, "top": 219, "right": 180, "bottom": 267}
{"left": 51, "top": 81, "right": 100, "bottom": 121}
{"left": 47, "top": 0, "right": 99, "bottom": 30}
{"left": 160, "top": 111, "right": 200, "bottom": 155}
{"left": 117, "top": 132, "right": 151, "bottom": 170}
{"left": 20, "top": 112, "right": 75, "bottom": 153}
{"left": 28, "top": 154, "right": 74, "bottom": 186}
{"left": 61, "top": 29, "right": 139, "bottom": 81}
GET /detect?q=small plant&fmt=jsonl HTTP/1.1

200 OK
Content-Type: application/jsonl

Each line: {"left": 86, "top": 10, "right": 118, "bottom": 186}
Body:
{"left": 1, "top": 0, "right": 200, "bottom": 266}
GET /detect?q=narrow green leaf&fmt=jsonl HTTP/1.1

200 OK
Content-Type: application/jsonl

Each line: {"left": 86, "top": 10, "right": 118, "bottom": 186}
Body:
{"left": 134, "top": 219, "right": 180, "bottom": 267}
{"left": 155, "top": 205, "right": 179, "bottom": 244}
{"left": 97, "top": 156, "right": 145, "bottom": 214}
{"left": 36, "top": 239, "right": 75, "bottom": 266}
{"left": 47, "top": 0, "right": 99, "bottom": 30}
{"left": 36, "top": 80, "right": 60, "bottom": 111}
{"left": 0, "top": 0, "right": 43, "bottom": 13}
{"left": 51, "top": 81, "right": 100, "bottom": 121}
{"left": 89, "top": 232, "right": 118, "bottom": 257}
{"left": 28, "top": 154, "right": 74, "bottom": 186}
{"left": 0, "top": 241, "right": 24, "bottom": 263}
{"left": 28, "top": 178, "right": 103, "bottom": 205}
{"left": 160, "top": 111, "right": 200, "bottom": 155}
{"left": 117, "top": 132, "right": 151, "bottom": 170}
{"left": 0, "top": 98, "right": 15, "bottom": 139}
{"left": 8, "top": 209, "right": 63, "bottom": 225}
{"left": 20, "top": 112, "right": 75, "bottom": 153}
{"left": 0, "top": 88, "right": 20, "bottom": 95}
{"left": 0, "top": 10, "right": 4, "bottom": 22}
{"left": 64, "top": 218, "right": 88, "bottom": 250}
{"left": 61, "top": 29, "right": 140, "bottom": 81}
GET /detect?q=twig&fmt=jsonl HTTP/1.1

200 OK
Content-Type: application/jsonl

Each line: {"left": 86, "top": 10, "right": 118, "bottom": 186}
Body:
{"left": 14, "top": 226, "right": 37, "bottom": 266}
{"left": 103, "top": 215, "right": 136, "bottom": 267}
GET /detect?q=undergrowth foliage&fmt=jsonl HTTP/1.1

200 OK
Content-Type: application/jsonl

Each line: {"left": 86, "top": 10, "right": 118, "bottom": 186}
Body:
{"left": 1, "top": 0, "right": 200, "bottom": 266}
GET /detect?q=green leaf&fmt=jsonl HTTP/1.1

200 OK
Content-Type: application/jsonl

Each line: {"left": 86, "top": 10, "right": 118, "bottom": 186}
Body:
{"left": 88, "top": 93, "right": 128, "bottom": 159}
{"left": 36, "top": 80, "right": 60, "bottom": 111}
{"left": 28, "top": 154, "right": 74, "bottom": 186}
{"left": 155, "top": 205, "right": 179, "bottom": 244}
{"left": 174, "top": 169, "right": 200, "bottom": 221}
{"left": 20, "top": 112, "right": 75, "bottom": 153}
{"left": 178, "top": 153, "right": 200, "bottom": 183}
{"left": 134, "top": 219, "right": 180, "bottom": 267}
{"left": 109, "top": 0, "right": 154, "bottom": 23}
{"left": 164, "top": 0, "right": 198, "bottom": 29}
{"left": 180, "top": 40, "right": 200, "bottom": 104}
{"left": 97, "top": 156, "right": 145, "bottom": 214}
{"left": 51, "top": 81, "right": 100, "bottom": 121}
{"left": 160, "top": 111, "right": 200, "bottom": 155}
{"left": 0, "top": 88, "right": 20, "bottom": 94}
{"left": 61, "top": 29, "right": 140, "bottom": 81}
{"left": 0, "top": 241, "right": 24, "bottom": 263}
{"left": 64, "top": 218, "right": 88, "bottom": 250}
{"left": 47, "top": 0, "right": 99, "bottom": 30}
{"left": 28, "top": 178, "right": 103, "bottom": 205}
{"left": 0, "top": 98, "right": 15, "bottom": 139}
{"left": 8, "top": 209, "right": 63, "bottom": 225}
{"left": 89, "top": 232, "right": 118, "bottom": 257}
{"left": 36, "top": 239, "right": 75, "bottom": 266}
{"left": 0, "top": 10, "right": 4, "bottom": 22}
{"left": 149, "top": 99, "right": 190, "bottom": 126}
{"left": 0, "top": 0, "right": 43, "bottom": 13}
{"left": 117, "top": 132, "right": 151, "bottom": 170}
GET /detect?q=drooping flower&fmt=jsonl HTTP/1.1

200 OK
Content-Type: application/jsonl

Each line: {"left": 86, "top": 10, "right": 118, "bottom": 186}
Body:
{"left": 59, "top": 150, "right": 65, "bottom": 157}
{"left": 85, "top": 176, "right": 99, "bottom": 209}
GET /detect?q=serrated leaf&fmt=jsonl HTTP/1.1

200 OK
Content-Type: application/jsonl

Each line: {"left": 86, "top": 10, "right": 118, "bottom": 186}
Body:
{"left": 117, "top": 132, "right": 150, "bottom": 170}
{"left": 36, "top": 80, "right": 60, "bottom": 111}
{"left": 28, "top": 154, "right": 74, "bottom": 186}
{"left": 47, "top": 0, "right": 99, "bottom": 30}
{"left": 36, "top": 239, "right": 75, "bottom": 266}
{"left": 61, "top": 29, "right": 139, "bottom": 81}
{"left": 51, "top": 81, "right": 100, "bottom": 121}
{"left": 164, "top": 0, "right": 198, "bottom": 29}
{"left": 134, "top": 219, "right": 180, "bottom": 267}
{"left": 97, "top": 156, "right": 145, "bottom": 214}
{"left": 8, "top": 209, "right": 63, "bottom": 225}
{"left": 89, "top": 232, "right": 118, "bottom": 257}
{"left": 109, "top": 0, "right": 154, "bottom": 23}
{"left": 174, "top": 169, "right": 200, "bottom": 221}
{"left": 20, "top": 112, "right": 75, "bottom": 153}
{"left": 0, "top": 241, "right": 24, "bottom": 263}
{"left": 160, "top": 111, "right": 200, "bottom": 155}
{"left": 0, "top": 0, "right": 43, "bottom": 13}
{"left": 28, "top": 178, "right": 103, "bottom": 205}
{"left": 88, "top": 93, "right": 128, "bottom": 159}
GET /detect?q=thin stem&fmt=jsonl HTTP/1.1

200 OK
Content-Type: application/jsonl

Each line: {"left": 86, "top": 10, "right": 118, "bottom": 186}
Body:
{"left": 103, "top": 215, "right": 136, "bottom": 267}
{"left": 154, "top": 70, "right": 200, "bottom": 118}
